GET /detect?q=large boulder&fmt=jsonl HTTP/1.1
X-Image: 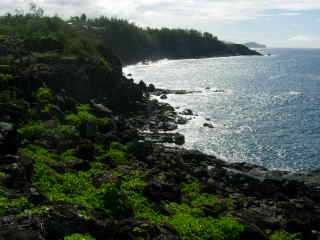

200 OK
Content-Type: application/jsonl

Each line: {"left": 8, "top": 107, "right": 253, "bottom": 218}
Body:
{"left": 115, "top": 219, "right": 179, "bottom": 240}
{"left": 0, "top": 216, "right": 45, "bottom": 240}
{"left": 144, "top": 179, "right": 181, "bottom": 202}
{"left": 45, "top": 205, "right": 113, "bottom": 240}
{"left": 0, "top": 122, "right": 18, "bottom": 155}
{"left": 1, "top": 155, "right": 33, "bottom": 188}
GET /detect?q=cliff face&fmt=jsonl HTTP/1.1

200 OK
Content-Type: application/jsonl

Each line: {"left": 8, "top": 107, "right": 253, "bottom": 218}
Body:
{"left": 0, "top": 17, "right": 148, "bottom": 113}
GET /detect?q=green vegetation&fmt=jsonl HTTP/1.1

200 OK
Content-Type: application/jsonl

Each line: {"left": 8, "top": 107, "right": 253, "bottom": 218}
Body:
{"left": 120, "top": 176, "right": 244, "bottom": 240}
{"left": 65, "top": 104, "right": 110, "bottom": 131}
{"left": 65, "top": 104, "right": 97, "bottom": 127}
{"left": 270, "top": 231, "right": 300, "bottom": 240}
{"left": 20, "top": 144, "right": 128, "bottom": 218}
{"left": 165, "top": 182, "right": 243, "bottom": 240}
{"left": 35, "top": 87, "right": 54, "bottom": 104}
{"left": 18, "top": 121, "right": 79, "bottom": 142}
{"left": 64, "top": 234, "right": 95, "bottom": 240}
{"left": 0, "top": 195, "right": 32, "bottom": 217}
{"left": 107, "top": 142, "right": 129, "bottom": 165}
{"left": 82, "top": 16, "right": 258, "bottom": 64}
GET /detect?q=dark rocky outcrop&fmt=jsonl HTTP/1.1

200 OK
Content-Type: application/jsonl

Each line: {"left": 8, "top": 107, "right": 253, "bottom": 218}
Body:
{"left": 0, "top": 122, "right": 18, "bottom": 155}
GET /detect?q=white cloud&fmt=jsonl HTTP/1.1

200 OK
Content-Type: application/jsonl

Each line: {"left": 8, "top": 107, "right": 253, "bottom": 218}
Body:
{"left": 1, "top": 0, "right": 320, "bottom": 48}
{"left": 0, "top": 0, "right": 319, "bottom": 22}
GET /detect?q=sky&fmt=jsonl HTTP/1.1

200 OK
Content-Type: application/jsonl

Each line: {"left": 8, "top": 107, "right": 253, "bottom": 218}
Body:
{"left": 1, "top": 0, "right": 320, "bottom": 48}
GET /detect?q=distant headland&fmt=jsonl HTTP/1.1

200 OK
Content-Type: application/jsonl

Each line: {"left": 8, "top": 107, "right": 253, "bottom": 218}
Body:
{"left": 244, "top": 42, "right": 267, "bottom": 49}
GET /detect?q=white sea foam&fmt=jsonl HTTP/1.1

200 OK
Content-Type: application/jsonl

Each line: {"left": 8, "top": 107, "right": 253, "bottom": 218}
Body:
{"left": 288, "top": 91, "right": 302, "bottom": 96}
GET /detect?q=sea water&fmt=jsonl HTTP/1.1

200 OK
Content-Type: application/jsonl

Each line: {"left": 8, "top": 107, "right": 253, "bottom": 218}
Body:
{"left": 125, "top": 49, "right": 320, "bottom": 171}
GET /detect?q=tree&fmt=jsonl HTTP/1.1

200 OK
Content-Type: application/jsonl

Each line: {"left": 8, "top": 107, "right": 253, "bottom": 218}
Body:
{"left": 80, "top": 14, "right": 87, "bottom": 23}
{"left": 29, "top": 3, "right": 44, "bottom": 17}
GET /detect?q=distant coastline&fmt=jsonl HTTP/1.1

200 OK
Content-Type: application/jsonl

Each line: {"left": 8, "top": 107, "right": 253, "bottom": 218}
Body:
{"left": 244, "top": 42, "right": 267, "bottom": 49}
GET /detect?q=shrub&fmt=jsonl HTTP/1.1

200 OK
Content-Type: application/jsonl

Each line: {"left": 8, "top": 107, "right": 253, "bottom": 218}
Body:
{"left": 127, "top": 192, "right": 163, "bottom": 224}
{"left": 18, "top": 122, "right": 79, "bottom": 142}
{"left": 55, "top": 124, "right": 79, "bottom": 139}
{"left": 191, "top": 193, "right": 219, "bottom": 208}
{"left": 270, "top": 231, "right": 300, "bottom": 240}
{"left": 165, "top": 202, "right": 244, "bottom": 240}
{"left": 121, "top": 172, "right": 162, "bottom": 223}
{"left": 107, "top": 142, "right": 129, "bottom": 165}
{"left": 107, "top": 148, "right": 128, "bottom": 165}
{"left": 35, "top": 87, "right": 54, "bottom": 104}
{"left": 0, "top": 196, "right": 33, "bottom": 217}
{"left": 168, "top": 212, "right": 243, "bottom": 240}
{"left": 97, "top": 183, "right": 129, "bottom": 217}
{"left": 109, "top": 141, "right": 127, "bottom": 152}
{"left": 181, "top": 181, "right": 201, "bottom": 199}
{"left": 18, "top": 121, "right": 46, "bottom": 140}
{"left": 64, "top": 234, "right": 95, "bottom": 240}
{"left": 65, "top": 104, "right": 97, "bottom": 127}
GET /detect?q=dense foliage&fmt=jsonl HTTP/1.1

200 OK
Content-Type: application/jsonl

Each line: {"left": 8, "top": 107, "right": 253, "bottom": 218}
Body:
{"left": 0, "top": 7, "right": 147, "bottom": 112}
{"left": 75, "top": 16, "right": 259, "bottom": 64}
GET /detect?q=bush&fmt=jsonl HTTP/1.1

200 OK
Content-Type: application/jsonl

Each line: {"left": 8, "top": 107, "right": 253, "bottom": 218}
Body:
{"left": 65, "top": 104, "right": 99, "bottom": 128}
{"left": 35, "top": 87, "right": 54, "bottom": 104}
{"left": 270, "top": 231, "right": 300, "bottom": 240}
{"left": 181, "top": 181, "right": 201, "bottom": 199}
{"left": 107, "top": 148, "right": 128, "bottom": 165}
{"left": 18, "top": 121, "right": 46, "bottom": 140}
{"left": 168, "top": 211, "right": 243, "bottom": 240}
{"left": 18, "top": 122, "right": 79, "bottom": 142}
{"left": 64, "top": 234, "right": 95, "bottom": 240}
{"left": 107, "top": 142, "right": 129, "bottom": 165}
{"left": 0, "top": 196, "right": 32, "bottom": 217}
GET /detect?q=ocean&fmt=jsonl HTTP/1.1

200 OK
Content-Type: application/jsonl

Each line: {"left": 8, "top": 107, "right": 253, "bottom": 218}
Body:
{"left": 125, "top": 48, "right": 320, "bottom": 171}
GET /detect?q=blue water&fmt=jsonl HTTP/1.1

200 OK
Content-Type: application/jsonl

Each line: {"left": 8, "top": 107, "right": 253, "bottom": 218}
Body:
{"left": 125, "top": 49, "right": 320, "bottom": 171}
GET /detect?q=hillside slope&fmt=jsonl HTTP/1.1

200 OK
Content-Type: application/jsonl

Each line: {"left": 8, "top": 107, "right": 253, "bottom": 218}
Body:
{"left": 76, "top": 17, "right": 261, "bottom": 65}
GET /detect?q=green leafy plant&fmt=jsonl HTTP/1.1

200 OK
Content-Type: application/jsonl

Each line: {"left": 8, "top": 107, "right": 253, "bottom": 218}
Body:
{"left": 168, "top": 211, "right": 243, "bottom": 240}
{"left": 181, "top": 181, "right": 201, "bottom": 199}
{"left": 18, "top": 122, "right": 79, "bottom": 142}
{"left": 107, "top": 142, "right": 129, "bottom": 165}
{"left": 35, "top": 87, "right": 54, "bottom": 104}
{"left": 64, "top": 233, "right": 95, "bottom": 240}
{"left": 18, "top": 121, "right": 46, "bottom": 140}
{"left": 65, "top": 104, "right": 110, "bottom": 131}
{"left": 270, "top": 231, "right": 300, "bottom": 240}
{"left": 20, "top": 145, "right": 128, "bottom": 217}
{"left": 0, "top": 196, "right": 33, "bottom": 217}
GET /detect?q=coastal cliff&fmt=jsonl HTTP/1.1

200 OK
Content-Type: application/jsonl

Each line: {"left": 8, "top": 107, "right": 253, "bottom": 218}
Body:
{"left": 0, "top": 11, "right": 319, "bottom": 240}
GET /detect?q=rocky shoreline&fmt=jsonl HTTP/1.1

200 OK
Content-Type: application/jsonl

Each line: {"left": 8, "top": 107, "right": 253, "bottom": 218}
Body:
{"left": 0, "top": 13, "right": 319, "bottom": 240}
{"left": 137, "top": 89, "right": 320, "bottom": 239}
